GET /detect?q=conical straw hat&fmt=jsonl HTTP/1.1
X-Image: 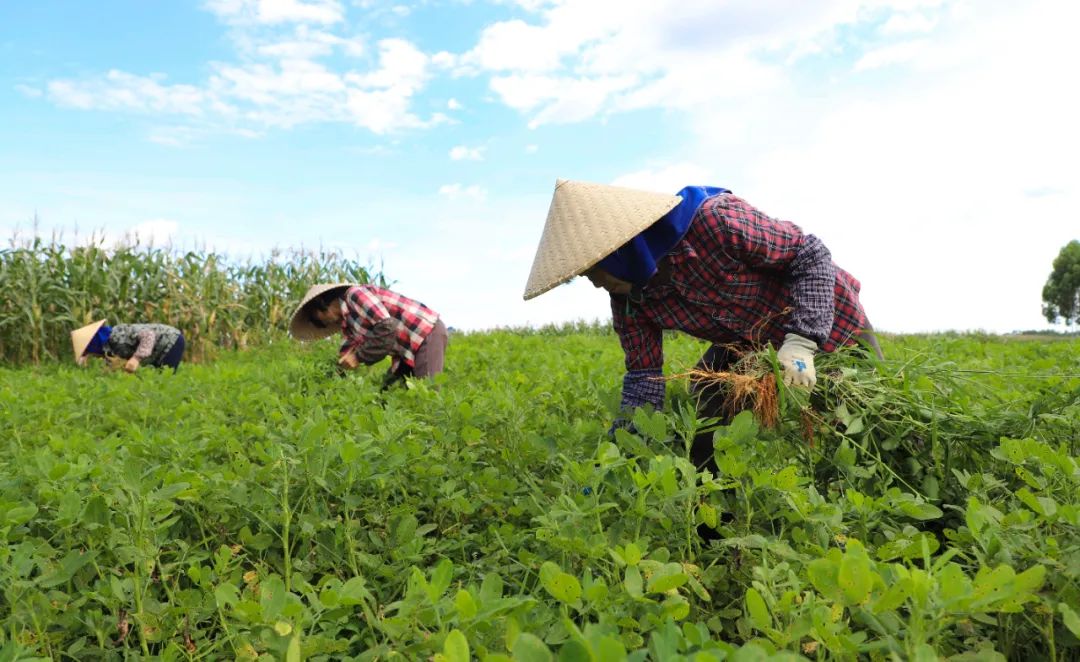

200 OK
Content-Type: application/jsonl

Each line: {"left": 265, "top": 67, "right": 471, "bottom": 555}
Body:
{"left": 71, "top": 319, "right": 107, "bottom": 360}
{"left": 523, "top": 179, "right": 682, "bottom": 300}
{"left": 289, "top": 283, "right": 358, "bottom": 341}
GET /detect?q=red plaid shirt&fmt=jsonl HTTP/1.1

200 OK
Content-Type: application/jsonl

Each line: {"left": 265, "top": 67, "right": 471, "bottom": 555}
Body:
{"left": 612, "top": 193, "right": 870, "bottom": 372}
{"left": 339, "top": 285, "right": 439, "bottom": 370}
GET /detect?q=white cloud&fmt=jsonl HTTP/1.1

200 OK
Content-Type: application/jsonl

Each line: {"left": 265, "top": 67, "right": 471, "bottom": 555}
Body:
{"left": 147, "top": 126, "right": 205, "bottom": 147}
{"left": 878, "top": 12, "right": 938, "bottom": 35}
{"left": 366, "top": 237, "right": 398, "bottom": 253}
{"left": 854, "top": 39, "right": 931, "bottom": 71}
{"left": 347, "top": 38, "right": 427, "bottom": 89}
{"left": 525, "top": 144, "right": 539, "bottom": 154}
{"left": 612, "top": 163, "right": 717, "bottom": 193}
{"left": 438, "top": 183, "right": 488, "bottom": 202}
{"left": 458, "top": 0, "right": 968, "bottom": 126}
{"left": 45, "top": 30, "right": 437, "bottom": 137}
{"left": 254, "top": 26, "right": 364, "bottom": 59}
{"left": 431, "top": 51, "right": 458, "bottom": 70}
{"left": 447, "top": 98, "right": 463, "bottom": 110}
{"left": 15, "top": 84, "right": 42, "bottom": 98}
{"left": 124, "top": 219, "right": 179, "bottom": 246}
{"left": 48, "top": 70, "right": 210, "bottom": 115}
{"left": 449, "top": 145, "right": 484, "bottom": 161}
{"left": 462, "top": 18, "right": 582, "bottom": 73}
{"left": 204, "top": 0, "right": 345, "bottom": 25}
{"left": 490, "top": 73, "right": 637, "bottom": 127}
{"left": 343, "top": 39, "right": 434, "bottom": 132}
{"left": 685, "top": 0, "right": 1080, "bottom": 334}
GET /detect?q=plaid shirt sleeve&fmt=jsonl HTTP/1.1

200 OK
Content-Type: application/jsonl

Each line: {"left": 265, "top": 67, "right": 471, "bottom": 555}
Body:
{"left": 355, "top": 318, "right": 396, "bottom": 364}
{"left": 705, "top": 197, "right": 836, "bottom": 346}
{"left": 611, "top": 296, "right": 666, "bottom": 415}
{"left": 339, "top": 286, "right": 393, "bottom": 356}
{"left": 611, "top": 294, "right": 664, "bottom": 371}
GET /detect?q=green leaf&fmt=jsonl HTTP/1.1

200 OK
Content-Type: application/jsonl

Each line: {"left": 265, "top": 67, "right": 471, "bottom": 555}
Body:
{"left": 442, "top": 629, "right": 470, "bottom": 662}
{"left": 727, "top": 410, "right": 758, "bottom": 445}
{"left": 260, "top": 575, "right": 287, "bottom": 620}
{"left": 285, "top": 633, "right": 301, "bottom": 662}
{"left": 480, "top": 573, "right": 504, "bottom": 601}
{"left": 807, "top": 555, "right": 841, "bottom": 602}
{"left": 429, "top": 558, "right": 454, "bottom": 602}
{"left": 5, "top": 503, "right": 38, "bottom": 525}
{"left": 898, "top": 501, "right": 944, "bottom": 521}
{"left": 647, "top": 563, "right": 689, "bottom": 594}
{"left": 632, "top": 408, "right": 667, "bottom": 440}
{"left": 557, "top": 640, "right": 590, "bottom": 662}
{"left": 513, "top": 633, "right": 554, "bottom": 662}
{"left": 214, "top": 583, "right": 239, "bottom": 609}
{"left": 1012, "top": 565, "right": 1047, "bottom": 594}
{"left": 745, "top": 588, "right": 771, "bottom": 632}
{"left": 393, "top": 513, "right": 419, "bottom": 546}
{"left": 340, "top": 576, "right": 370, "bottom": 606}
{"left": 339, "top": 440, "right": 363, "bottom": 463}
{"left": 37, "top": 549, "right": 94, "bottom": 588}
{"left": 873, "top": 577, "right": 911, "bottom": 613}
{"left": 846, "top": 416, "right": 864, "bottom": 435}
{"left": 936, "top": 563, "right": 972, "bottom": 606}
{"left": 540, "top": 562, "right": 581, "bottom": 604}
{"left": 624, "top": 566, "right": 643, "bottom": 599}
{"left": 698, "top": 503, "right": 718, "bottom": 529}
{"left": 455, "top": 589, "right": 478, "bottom": 620}
{"left": 911, "top": 643, "right": 938, "bottom": 662}
{"left": 593, "top": 635, "right": 627, "bottom": 661}
{"left": 838, "top": 544, "right": 874, "bottom": 606}
{"left": 1060, "top": 603, "right": 1080, "bottom": 638}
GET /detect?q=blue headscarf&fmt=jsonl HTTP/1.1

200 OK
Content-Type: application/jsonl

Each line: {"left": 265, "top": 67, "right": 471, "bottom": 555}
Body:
{"left": 597, "top": 185, "right": 730, "bottom": 286}
{"left": 84, "top": 325, "right": 112, "bottom": 355}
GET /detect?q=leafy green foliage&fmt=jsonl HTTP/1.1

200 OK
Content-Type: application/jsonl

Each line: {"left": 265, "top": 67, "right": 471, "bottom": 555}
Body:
{"left": 0, "top": 331, "right": 1078, "bottom": 660}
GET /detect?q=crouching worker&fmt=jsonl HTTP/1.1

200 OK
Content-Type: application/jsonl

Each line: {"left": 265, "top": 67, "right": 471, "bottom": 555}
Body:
{"left": 522, "top": 180, "right": 881, "bottom": 469}
{"left": 71, "top": 320, "right": 186, "bottom": 373}
{"left": 290, "top": 283, "right": 448, "bottom": 389}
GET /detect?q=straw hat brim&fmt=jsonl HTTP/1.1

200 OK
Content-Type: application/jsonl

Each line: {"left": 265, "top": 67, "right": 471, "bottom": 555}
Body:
{"left": 71, "top": 319, "right": 107, "bottom": 360}
{"left": 289, "top": 283, "right": 357, "bottom": 341}
{"left": 523, "top": 179, "right": 682, "bottom": 300}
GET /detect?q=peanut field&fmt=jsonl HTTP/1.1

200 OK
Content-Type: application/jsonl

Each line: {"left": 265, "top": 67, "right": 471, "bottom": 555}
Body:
{"left": 2, "top": 328, "right": 1080, "bottom": 661}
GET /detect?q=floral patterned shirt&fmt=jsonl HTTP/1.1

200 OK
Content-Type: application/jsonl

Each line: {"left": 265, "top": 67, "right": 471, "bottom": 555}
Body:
{"left": 104, "top": 324, "right": 182, "bottom": 366}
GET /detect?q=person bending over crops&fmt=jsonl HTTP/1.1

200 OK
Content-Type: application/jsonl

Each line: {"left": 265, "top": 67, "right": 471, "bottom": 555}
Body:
{"left": 523, "top": 179, "right": 881, "bottom": 469}
{"left": 290, "top": 283, "right": 448, "bottom": 389}
{"left": 71, "top": 320, "right": 186, "bottom": 373}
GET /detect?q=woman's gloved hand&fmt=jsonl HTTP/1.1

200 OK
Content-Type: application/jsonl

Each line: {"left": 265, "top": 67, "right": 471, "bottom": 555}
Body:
{"left": 777, "top": 333, "right": 817, "bottom": 388}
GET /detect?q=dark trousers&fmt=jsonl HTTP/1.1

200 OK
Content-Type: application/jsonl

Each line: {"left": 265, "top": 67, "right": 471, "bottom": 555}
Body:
{"left": 380, "top": 321, "right": 448, "bottom": 390}
{"left": 689, "top": 345, "right": 739, "bottom": 471}
{"left": 158, "top": 334, "right": 185, "bottom": 372}
{"left": 413, "top": 319, "right": 448, "bottom": 378}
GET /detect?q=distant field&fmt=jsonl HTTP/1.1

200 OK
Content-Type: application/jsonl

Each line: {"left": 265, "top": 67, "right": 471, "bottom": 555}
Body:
{"left": 0, "top": 237, "right": 381, "bottom": 365}
{"left": 1, "top": 332, "right": 1078, "bottom": 660}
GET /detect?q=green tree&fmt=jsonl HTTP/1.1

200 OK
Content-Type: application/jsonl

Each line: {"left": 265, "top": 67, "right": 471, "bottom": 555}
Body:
{"left": 1042, "top": 240, "right": 1080, "bottom": 326}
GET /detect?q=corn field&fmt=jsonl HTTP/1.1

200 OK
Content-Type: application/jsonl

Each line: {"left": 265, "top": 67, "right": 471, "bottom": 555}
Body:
{"left": 0, "top": 234, "right": 384, "bottom": 365}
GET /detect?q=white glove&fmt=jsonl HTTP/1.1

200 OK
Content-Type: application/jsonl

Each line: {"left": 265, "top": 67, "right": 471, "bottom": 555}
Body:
{"left": 777, "top": 333, "right": 817, "bottom": 388}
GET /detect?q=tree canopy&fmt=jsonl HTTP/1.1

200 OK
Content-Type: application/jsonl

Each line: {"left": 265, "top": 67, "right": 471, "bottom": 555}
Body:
{"left": 1042, "top": 239, "right": 1080, "bottom": 326}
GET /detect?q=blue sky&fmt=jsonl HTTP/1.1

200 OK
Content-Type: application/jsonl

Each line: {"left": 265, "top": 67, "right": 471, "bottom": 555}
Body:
{"left": 2, "top": 0, "right": 1077, "bottom": 332}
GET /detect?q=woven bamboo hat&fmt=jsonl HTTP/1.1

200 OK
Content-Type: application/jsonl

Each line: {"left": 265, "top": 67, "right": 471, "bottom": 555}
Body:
{"left": 70, "top": 319, "right": 107, "bottom": 360}
{"left": 289, "top": 283, "right": 357, "bottom": 341}
{"left": 523, "top": 179, "right": 682, "bottom": 300}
